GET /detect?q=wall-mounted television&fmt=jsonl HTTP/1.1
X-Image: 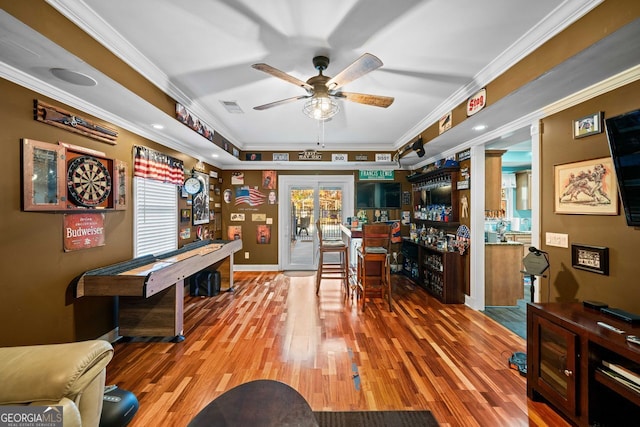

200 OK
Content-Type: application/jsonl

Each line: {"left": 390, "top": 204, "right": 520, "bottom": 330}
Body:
{"left": 356, "top": 182, "right": 401, "bottom": 208}
{"left": 605, "top": 108, "right": 640, "bottom": 226}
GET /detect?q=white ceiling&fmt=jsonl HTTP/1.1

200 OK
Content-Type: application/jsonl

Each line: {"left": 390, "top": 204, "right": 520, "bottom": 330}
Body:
{"left": 1, "top": 1, "right": 638, "bottom": 170}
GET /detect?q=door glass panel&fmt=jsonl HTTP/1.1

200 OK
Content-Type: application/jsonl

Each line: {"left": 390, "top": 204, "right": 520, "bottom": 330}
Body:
{"left": 318, "top": 186, "right": 343, "bottom": 240}
{"left": 280, "top": 175, "right": 353, "bottom": 271}
{"left": 539, "top": 326, "right": 569, "bottom": 398}
{"left": 288, "top": 186, "right": 316, "bottom": 268}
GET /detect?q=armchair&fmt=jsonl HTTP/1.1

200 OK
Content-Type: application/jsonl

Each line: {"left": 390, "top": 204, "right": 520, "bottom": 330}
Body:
{"left": 0, "top": 340, "right": 114, "bottom": 427}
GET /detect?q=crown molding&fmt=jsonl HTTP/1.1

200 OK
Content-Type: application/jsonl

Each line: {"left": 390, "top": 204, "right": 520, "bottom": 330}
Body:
{"left": 45, "top": 0, "right": 239, "bottom": 147}
{"left": 0, "top": 60, "right": 205, "bottom": 162}
{"left": 543, "top": 64, "right": 640, "bottom": 116}
{"left": 395, "top": 0, "right": 603, "bottom": 148}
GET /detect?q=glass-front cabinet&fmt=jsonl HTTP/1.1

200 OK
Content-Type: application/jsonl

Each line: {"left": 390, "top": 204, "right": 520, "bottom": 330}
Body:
{"left": 22, "top": 139, "right": 67, "bottom": 210}
{"left": 529, "top": 308, "right": 579, "bottom": 421}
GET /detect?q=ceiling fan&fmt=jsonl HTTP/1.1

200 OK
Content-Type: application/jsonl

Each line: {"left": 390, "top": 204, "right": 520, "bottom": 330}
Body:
{"left": 251, "top": 53, "right": 394, "bottom": 120}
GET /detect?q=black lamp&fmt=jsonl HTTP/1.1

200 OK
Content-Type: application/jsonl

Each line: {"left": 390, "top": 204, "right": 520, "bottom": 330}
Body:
{"left": 522, "top": 247, "right": 550, "bottom": 303}
{"left": 412, "top": 137, "right": 425, "bottom": 157}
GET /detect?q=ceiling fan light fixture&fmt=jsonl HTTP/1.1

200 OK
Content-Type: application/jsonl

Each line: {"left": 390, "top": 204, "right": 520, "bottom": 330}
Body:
{"left": 303, "top": 96, "right": 339, "bottom": 121}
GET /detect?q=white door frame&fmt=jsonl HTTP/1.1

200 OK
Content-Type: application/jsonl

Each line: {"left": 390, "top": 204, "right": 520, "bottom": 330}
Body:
{"left": 278, "top": 175, "right": 354, "bottom": 270}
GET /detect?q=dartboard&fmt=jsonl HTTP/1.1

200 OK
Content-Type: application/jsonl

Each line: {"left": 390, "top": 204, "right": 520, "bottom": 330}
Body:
{"left": 67, "top": 155, "right": 112, "bottom": 207}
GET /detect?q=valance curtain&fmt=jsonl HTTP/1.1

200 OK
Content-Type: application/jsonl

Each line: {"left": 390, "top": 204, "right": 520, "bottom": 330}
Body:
{"left": 133, "top": 146, "right": 184, "bottom": 185}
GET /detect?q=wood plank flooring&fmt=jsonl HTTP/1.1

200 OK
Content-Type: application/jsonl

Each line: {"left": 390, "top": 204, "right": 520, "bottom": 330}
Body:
{"left": 105, "top": 272, "right": 570, "bottom": 426}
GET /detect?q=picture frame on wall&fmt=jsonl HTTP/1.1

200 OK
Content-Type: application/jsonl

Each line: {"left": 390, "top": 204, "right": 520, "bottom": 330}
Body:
{"left": 180, "top": 209, "right": 190, "bottom": 222}
{"left": 573, "top": 111, "right": 603, "bottom": 139}
{"left": 554, "top": 157, "right": 618, "bottom": 215}
{"left": 571, "top": 244, "right": 609, "bottom": 275}
{"left": 192, "top": 171, "right": 210, "bottom": 225}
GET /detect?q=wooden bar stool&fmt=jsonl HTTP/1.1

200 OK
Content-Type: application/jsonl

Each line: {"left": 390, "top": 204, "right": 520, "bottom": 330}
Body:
{"left": 315, "top": 219, "right": 349, "bottom": 295}
{"left": 356, "top": 223, "right": 392, "bottom": 311}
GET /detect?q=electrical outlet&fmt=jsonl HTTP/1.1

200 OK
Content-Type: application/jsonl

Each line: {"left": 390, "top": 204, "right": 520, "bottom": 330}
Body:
{"left": 545, "top": 232, "right": 568, "bottom": 248}
{"left": 244, "top": 252, "right": 250, "bottom": 259}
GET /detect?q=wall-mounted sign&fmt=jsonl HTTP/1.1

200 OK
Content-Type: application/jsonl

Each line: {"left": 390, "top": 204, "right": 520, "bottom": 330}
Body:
{"left": 457, "top": 180, "right": 470, "bottom": 190}
{"left": 245, "top": 153, "right": 261, "bottom": 161}
{"left": 298, "top": 150, "right": 322, "bottom": 160}
{"left": 375, "top": 153, "right": 392, "bottom": 162}
{"left": 332, "top": 153, "right": 348, "bottom": 162}
{"left": 354, "top": 154, "right": 368, "bottom": 161}
{"left": 359, "top": 170, "right": 395, "bottom": 181}
{"left": 439, "top": 111, "right": 452, "bottom": 134}
{"left": 272, "top": 153, "right": 289, "bottom": 161}
{"left": 63, "top": 213, "right": 105, "bottom": 252}
{"left": 466, "top": 88, "right": 486, "bottom": 116}
{"left": 457, "top": 148, "right": 471, "bottom": 161}
{"left": 176, "top": 102, "right": 214, "bottom": 142}
{"left": 35, "top": 100, "right": 118, "bottom": 145}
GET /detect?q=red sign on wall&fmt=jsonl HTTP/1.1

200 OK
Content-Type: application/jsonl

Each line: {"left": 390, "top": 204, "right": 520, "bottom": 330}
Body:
{"left": 466, "top": 88, "right": 487, "bottom": 117}
{"left": 63, "top": 213, "right": 105, "bottom": 252}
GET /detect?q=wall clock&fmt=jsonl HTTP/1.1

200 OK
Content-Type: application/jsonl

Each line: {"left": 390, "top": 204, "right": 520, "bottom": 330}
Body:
{"left": 67, "top": 155, "right": 112, "bottom": 207}
{"left": 183, "top": 176, "right": 203, "bottom": 195}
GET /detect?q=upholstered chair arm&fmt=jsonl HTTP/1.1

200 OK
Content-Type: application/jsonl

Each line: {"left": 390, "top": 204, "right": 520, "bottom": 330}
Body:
{"left": 0, "top": 340, "right": 113, "bottom": 405}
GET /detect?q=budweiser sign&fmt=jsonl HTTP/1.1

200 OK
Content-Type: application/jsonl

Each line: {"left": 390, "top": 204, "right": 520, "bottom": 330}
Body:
{"left": 63, "top": 213, "right": 105, "bottom": 251}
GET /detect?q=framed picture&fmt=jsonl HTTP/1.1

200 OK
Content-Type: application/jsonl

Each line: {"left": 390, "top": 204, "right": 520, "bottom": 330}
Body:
{"left": 180, "top": 209, "right": 191, "bottom": 222}
{"left": 554, "top": 157, "right": 618, "bottom": 215}
{"left": 573, "top": 112, "right": 603, "bottom": 139}
{"left": 192, "top": 171, "right": 210, "bottom": 225}
{"left": 571, "top": 244, "right": 609, "bottom": 275}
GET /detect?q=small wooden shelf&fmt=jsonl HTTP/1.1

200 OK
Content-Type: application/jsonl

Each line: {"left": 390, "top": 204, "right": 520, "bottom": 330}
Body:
{"left": 595, "top": 369, "right": 640, "bottom": 405}
{"left": 401, "top": 239, "right": 464, "bottom": 304}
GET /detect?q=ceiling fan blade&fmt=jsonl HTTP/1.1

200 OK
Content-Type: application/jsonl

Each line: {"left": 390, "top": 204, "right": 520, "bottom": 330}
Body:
{"left": 251, "top": 63, "right": 314, "bottom": 92}
{"left": 253, "top": 95, "right": 310, "bottom": 111}
{"left": 325, "top": 53, "right": 383, "bottom": 91}
{"left": 333, "top": 91, "right": 394, "bottom": 108}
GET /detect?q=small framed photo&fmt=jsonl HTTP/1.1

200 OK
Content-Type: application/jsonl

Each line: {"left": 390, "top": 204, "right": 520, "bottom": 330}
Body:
{"left": 180, "top": 208, "right": 191, "bottom": 222}
{"left": 573, "top": 112, "right": 603, "bottom": 139}
{"left": 571, "top": 244, "right": 609, "bottom": 275}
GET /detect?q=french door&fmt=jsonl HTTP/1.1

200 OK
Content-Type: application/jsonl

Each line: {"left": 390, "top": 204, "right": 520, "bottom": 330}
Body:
{"left": 279, "top": 175, "right": 353, "bottom": 270}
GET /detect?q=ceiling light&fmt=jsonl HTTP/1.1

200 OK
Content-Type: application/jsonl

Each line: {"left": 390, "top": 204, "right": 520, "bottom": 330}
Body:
{"left": 303, "top": 95, "right": 339, "bottom": 121}
{"left": 50, "top": 68, "right": 97, "bottom": 86}
{"left": 211, "top": 153, "right": 219, "bottom": 158}
{"left": 151, "top": 123, "right": 164, "bottom": 129}
{"left": 473, "top": 124, "right": 487, "bottom": 131}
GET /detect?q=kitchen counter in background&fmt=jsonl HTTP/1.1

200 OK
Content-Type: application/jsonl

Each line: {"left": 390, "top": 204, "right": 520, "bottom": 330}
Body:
{"left": 485, "top": 241, "right": 524, "bottom": 246}
{"left": 485, "top": 242, "right": 524, "bottom": 306}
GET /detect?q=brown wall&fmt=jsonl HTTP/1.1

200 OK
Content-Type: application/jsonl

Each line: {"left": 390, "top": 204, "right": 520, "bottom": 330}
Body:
{"left": 0, "top": 79, "right": 212, "bottom": 346}
{"left": 540, "top": 79, "right": 640, "bottom": 311}
{"left": 219, "top": 169, "right": 411, "bottom": 265}
{"left": 0, "top": 79, "right": 409, "bottom": 346}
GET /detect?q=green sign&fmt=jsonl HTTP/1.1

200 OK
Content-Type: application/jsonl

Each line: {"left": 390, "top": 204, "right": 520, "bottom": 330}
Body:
{"left": 359, "top": 170, "right": 395, "bottom": 181}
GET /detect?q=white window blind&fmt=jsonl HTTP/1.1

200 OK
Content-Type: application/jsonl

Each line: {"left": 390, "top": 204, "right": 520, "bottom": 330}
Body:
{"left": 134, "top": 176, "right": 178, "bottom": 257}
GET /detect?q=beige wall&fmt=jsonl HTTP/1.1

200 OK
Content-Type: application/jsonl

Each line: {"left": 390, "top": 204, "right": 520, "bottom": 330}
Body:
{"left": 540, "top": 79, "right": 640, "bottom": 311}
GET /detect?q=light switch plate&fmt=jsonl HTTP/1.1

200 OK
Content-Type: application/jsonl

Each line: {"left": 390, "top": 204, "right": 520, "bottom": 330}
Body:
{"left": 546, "top": 232, "right": 568, "bottom": 248}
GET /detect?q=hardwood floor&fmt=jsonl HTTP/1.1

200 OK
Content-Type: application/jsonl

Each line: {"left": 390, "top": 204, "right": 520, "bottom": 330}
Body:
{"left": 105, "top": 272, "right": 570, "bottom": 426}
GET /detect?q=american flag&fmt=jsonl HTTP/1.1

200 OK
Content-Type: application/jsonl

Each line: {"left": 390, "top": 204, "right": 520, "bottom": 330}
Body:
{"left": 235, "top": 186, "right": 266, "bottom": 206}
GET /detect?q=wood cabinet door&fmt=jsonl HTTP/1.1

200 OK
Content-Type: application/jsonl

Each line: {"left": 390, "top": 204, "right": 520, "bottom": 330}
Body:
{"left": 532, "top": 315, "right": 579, "bottom": 417}
{"left": 21, "top": 139, "right": 66, "bottom": 211}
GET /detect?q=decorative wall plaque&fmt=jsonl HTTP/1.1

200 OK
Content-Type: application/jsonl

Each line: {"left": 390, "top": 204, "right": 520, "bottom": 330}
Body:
{"left": 34, "top": 100, "right": 118, "bottom": 144}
